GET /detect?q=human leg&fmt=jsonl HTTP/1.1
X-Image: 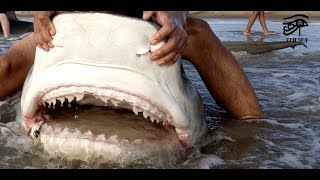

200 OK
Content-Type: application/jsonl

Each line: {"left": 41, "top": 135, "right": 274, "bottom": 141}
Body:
{"left": 243, "top": 11, "right": 260, "bottom": 36}
{"left": 258, "top": 11, "right": 277, "bottom": 35}
{"left": 0, "top": 33, "right": 36, "bottom": 100}
{"left": 0, "top": 13, "right": 10, "bottom": 38}
{"left": 182, "top": 16, "right": 263, "bottom": 119}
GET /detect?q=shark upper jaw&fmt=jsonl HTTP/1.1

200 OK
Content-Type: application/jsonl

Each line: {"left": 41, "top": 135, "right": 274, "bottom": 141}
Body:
{"left": 22, "top": 61, "right": 193, "bottom": 146}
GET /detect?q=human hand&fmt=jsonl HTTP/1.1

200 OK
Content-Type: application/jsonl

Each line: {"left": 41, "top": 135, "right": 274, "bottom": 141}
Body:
{"left": 143, "top": 11, "right": 188, "bottom": 66}
{"left": 33, "top": 11, "right": 56, "bottom": 51}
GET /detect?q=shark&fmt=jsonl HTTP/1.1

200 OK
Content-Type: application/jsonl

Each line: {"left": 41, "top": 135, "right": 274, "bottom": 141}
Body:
{"left": 20, "top": 12, "right": 208, "bottom": 165}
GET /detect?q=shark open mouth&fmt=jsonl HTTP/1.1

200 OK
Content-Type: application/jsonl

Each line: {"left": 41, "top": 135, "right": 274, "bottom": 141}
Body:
{"left": 27, "top": 87, "right": 183, "bottom": 165}
{"left": 27, "top": 85, "right": 181, "bottom": 140}
{"left": 23, "top": 70, "right": 189, "bottom": 163}
{"left": 20, "top": 12, "right": 207, "bottom": 165}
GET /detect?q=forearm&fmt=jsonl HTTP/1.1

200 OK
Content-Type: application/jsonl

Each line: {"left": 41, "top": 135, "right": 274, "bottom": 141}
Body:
{"left": 183, "top": 16, "right": 263, "bottom": 119}
{"left": 198, "top": 37, "right": 262, "bottom": 118}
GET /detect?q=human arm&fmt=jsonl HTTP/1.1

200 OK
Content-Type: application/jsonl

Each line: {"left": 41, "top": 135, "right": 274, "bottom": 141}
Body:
{"left": 182, "top": 16, "right": 263, "bottom": 119}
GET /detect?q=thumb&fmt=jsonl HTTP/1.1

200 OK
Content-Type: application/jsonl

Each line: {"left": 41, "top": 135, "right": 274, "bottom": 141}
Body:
{"left": 143, "top": 11, "right": 154, "bottom": 20}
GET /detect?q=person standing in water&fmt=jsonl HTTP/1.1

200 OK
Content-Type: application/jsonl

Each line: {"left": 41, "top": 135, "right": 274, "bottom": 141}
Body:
{"left": 244, "top": 11, "right": 277, "bottom": 36}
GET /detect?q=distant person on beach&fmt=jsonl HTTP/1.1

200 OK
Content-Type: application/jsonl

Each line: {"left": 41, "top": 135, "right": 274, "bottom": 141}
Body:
{"left": 0, "top": 12, "right": 10, "bottom": 38}
{"left": 243, "top": 11, "right": 277, "bottom": 36}
{"left": 0, "top": 11, "right": 263, "bottom": 121}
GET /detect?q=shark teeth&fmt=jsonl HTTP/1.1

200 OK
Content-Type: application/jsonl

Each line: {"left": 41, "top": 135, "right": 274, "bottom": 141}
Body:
{"left": 41, "top": 88, "right": 170, "bottom": 125}
{"left": 150, "top": 116, "right": 155, "bottom": 123}
{"left": 61, "top": 127, "right": 70, "bottom": 136}
{"left": 96, "top": 134, "right": 106, "bottom": 142}
{"left": 132, "top": 106, "right": 142, "bottom": 115}
{"left": 75, "top": 94, "right": 84, "bottom": 101}
{"left": 74, "top": 129, "right": 82, "bottom": 136}
{"left": 132, "top": 139, "right": 143, "bottom": 144}
{"left": 107, "top": 135, "right": 119, "bottom": 143}
{"left": 45, "top": 125, "right": 53, "bottom": 135}
{"left": 41, "top": 124, "right": 173, "bottom": 146}
{"left": 120, "top": 139, "right": 129, "bottom": 144}
{"left": 57, "top": 97, "right": 65, "bottom": 104}
{"left": 100, "top": 97, "right": 110, "bottom": 104}
{"left": 45, "top": 98, "right": 56, "bottom": 108}
{"left": 65, "top": 95, "right": 74, "bottom": 103}
{"left": 143, "top": 111, "right": 149, "bottom": 119}
{"left": 110, "top": 99, "right": 119, "bottom": 107}
{"left": 81, "top": 130, "right": 93, "bottom": 139}
{"left": 53, "top": 127, "right": 62, "bottom": 135}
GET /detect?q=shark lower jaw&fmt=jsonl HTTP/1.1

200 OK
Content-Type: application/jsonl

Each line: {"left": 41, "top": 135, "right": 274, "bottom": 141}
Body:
{"left": 35, "top": 106, "right": 184, "bottom": 165}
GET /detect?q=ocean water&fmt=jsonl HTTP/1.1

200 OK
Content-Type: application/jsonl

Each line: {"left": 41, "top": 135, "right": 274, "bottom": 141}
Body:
{"left": 0, "top": 17, "right": 319, "bottom": 169}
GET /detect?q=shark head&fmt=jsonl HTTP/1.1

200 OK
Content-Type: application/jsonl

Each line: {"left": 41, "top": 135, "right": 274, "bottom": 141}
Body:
{"left": 20, "top": 13, "right": 207, "bottom": 165}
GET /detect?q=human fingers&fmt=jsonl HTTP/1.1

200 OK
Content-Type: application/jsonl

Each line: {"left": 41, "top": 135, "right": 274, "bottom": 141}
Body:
{"left": 150, "top": 28, "right": 183, "bottom": 61}
{"left": 48, "top": 21, "right": 56, "bottom": 36}
{"left": 166, "top": 52, "right": 181, "bottom": 66}
{"left": 150, "top": 24, "right": 174, "bottom": 45}
{"left": 156, "top": 51, "right": 179, "bottom": 66}
{"left": 155, "top": 31, "right": 187, "bottom": 65}
{"left": 142, "top": 11, "right": 154, "bottom": 20}
{"left": 34, "top": 28, "right": 52, "bottom": 51}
